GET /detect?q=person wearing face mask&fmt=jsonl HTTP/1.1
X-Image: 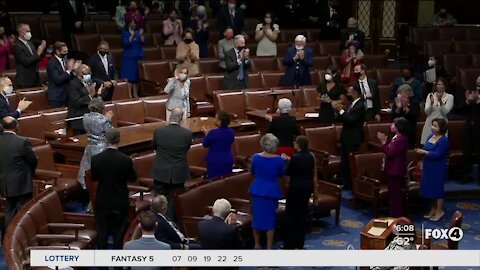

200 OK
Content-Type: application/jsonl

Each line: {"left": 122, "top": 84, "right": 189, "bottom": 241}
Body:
{"left": 459, "top": 76, "right": 480, "bottom": 184}
{"left": 218, "top": 0, "right": 246, "bottom": 36}
{"left": 391, "top": 84, "right": 419, "bottom": 147}
{"left": 339, "top": 17, "right": 365, "bottom": 50}
{"left": 0, "top": 26, "right": 14, "bottom": 72}
{"left": 339, "top": 41, "right": 364, "bottom": 84}
{"left": 421, "top": 78, "right": 454, "bottom": 145}
{"left": 186, "top": 5, "right": 210, "bottom": 58}
{"left": 0, "top": 76, "right": 32, "bottom": 119}
{"left": 13, "top": 23, "right": 47, "bottom": 88}
{"left": 282, "top": 35, "right": 313, "bottom": 87}
{"left": 255, "top": 11, "right": 280, "bottom": 57}
{"left": 163, "top": 9, "right": 183, "bottom": 45}
{"left": 124, "top": 1, "right": 148, "bottom": 29}
{"left": 121, "top": 19, "right": 145, "bottom": 98}
{"left": 351, "top": 63, "right": 381, "bottom": 122}
{"left": 176, "top": 29, "right": 200, "bottom": 75}
{"left": 87, "top": 41, "right": 117, "bottom": 101}
{"left": 423, "top": 56, "right": 448, "bottom": 100}
{"left": 390, "top": 65, "right": 423, "bottom": 105}
{"left": 224, "top": 34, "right": 251, "bottom": 89}
{"left": 317, "top": 66, "right": 346, "bottom": 124}
{"left": 47, "top": 41, "right": 80, "bottom": 108}
{"left": 165, "top": 67, "right": 190, "bottom": 120}
{"left": 217, "top": 27, "right": 235, "bottom": 70}
{"left": 377, "top": 117, "right": 409, "bottom": 217}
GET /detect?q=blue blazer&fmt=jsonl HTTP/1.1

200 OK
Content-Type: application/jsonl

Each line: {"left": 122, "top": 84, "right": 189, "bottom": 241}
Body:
{"left": 46, "top": 57, "right": 74, "bottom": 103}
{"left": 122, "top": 30, "right": 145, "bottom": 58}
{"left": 282, "top": 46, "right": 313, "bottom": 87}
{"left": 0, "top": 95, "right": 19, "bottom": 119}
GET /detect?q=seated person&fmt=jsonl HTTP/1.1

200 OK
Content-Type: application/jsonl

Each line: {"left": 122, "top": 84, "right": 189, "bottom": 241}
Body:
{"left": 124, "top": 210, "right": 171, "bottom": 250}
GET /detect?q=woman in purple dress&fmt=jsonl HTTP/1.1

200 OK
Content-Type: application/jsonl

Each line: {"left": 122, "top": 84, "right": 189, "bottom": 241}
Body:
{"left": 202, "top": 111, "right": 235, "bottom": 179}
{"left": 377, "top": 117, "right": 409, "bottom": 217}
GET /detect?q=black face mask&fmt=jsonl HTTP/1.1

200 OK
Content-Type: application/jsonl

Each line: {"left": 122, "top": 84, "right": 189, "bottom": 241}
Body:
{"left": 237, "top": 46, "right": 245, "bottom": 51}
{"left": 184, "top": 38, "right": 193, "bottom": 44}
{"left": 99, "top": 51, "right": 109, "bottom": 56}
{"left": 60, "top": 53, "right": 68, "bottom": 59}
{"left": 353, "top": 72, "right": 361, "bottom": 78}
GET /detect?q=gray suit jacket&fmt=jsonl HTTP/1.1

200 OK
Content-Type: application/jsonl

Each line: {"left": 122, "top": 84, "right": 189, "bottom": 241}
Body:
{"left": 217, "top": 38, "right": 234, "bottom": 69}
{"left": 152, "top": 124, "right": 192, "bottom": 185}
{"left": 14, "top": 39, "right": 41, "bottom": 88}
{"left": 124, "top": 236, "right": 170, "bottom": 270}
{"left": 223, "top": 48, "right": 251, "bottom": 90}
{"left": 0, "top": 132, "right": 38, "bottom": 197}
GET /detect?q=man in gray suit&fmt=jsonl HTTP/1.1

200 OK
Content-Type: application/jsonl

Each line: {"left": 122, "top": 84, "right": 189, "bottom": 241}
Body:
{"left": 223, "top": 34, "right": 251, "bottom": 90}
{"left": 13, "top": 23, "right": 47, "bottom": 88}
{"left": 152, "top": 108, "right": 192, "bottom": 219}
{"left": 124, "top": 210, "right": 170, "bottom": 270}
{"left": 0, "top": 117, "right": 38, "bottom": 228}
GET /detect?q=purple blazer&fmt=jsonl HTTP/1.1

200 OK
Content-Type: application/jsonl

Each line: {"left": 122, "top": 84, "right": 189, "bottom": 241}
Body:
{"left": 383, "top": 134, "right": 409, "bottom": 177}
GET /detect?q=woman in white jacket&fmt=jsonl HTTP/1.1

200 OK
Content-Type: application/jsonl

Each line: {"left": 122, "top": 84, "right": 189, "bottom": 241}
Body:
{"left": 420, "top": 78, "right": 454, "bottom": 145}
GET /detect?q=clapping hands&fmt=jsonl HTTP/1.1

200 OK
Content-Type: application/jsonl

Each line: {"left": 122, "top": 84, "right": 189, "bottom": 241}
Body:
{"left": 377, "top": 132, "right": 387, "bottom": 145}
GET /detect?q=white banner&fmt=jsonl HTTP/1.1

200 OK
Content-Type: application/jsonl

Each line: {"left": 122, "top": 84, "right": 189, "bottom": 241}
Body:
{"left": 30, "top": 250, "right": 480, "bottom": 267}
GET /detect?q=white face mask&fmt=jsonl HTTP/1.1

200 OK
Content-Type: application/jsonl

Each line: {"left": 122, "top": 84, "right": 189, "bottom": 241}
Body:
{"left": 228, "top": 3, "right": 236, "bottom": 9}
{"left": 324, "top": 74, "right": 333, "bottom": 81}
{"left": 3, "top": 86, "right": 13, "bottom": 95}
{"left": 24, "top": 32, "right": 32, "bottom": 41}
{"left": 295, "top": 45, "right": 304, "bottom": 50}
{"left": 178, "top": 73, "right": 187, "bottom": 81}
{"left": 428, "top": 59, "right": 435, "bottom": 67}
{"left": 240, "top": 3, "right": 246, "bottom": 9}
{"left": 264, "top": 18, "right": 272, "bottom": 24}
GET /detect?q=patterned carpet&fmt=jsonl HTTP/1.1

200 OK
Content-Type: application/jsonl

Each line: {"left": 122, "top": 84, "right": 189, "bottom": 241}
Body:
{"left": 0, "top": 179, "right": 478, "bottom": 270}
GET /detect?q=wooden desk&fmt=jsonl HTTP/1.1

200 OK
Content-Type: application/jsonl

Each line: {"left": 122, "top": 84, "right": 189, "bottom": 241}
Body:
{"left": 246, "top": 107, "right": 321, "bottom": 133}
{"left": 181, "top": 116, "right": 256, "bottom": 134}
{"left": 360, "top": 217, "right": 397, "bottom": 250}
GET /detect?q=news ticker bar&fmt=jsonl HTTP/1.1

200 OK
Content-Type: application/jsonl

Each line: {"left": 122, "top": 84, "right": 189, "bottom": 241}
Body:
{"left": 30, "top": 250, "right": 480, "bottom": 267}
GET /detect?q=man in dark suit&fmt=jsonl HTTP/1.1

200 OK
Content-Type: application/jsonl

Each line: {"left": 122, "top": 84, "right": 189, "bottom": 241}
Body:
{"left": 86, "top": 41, "right": 117, "bottom": 101}
{"left": 47, "top": 41, "right": 78, "bottom": 108}
{"left": 91, "top": 129, "right": 137, "bottom": 250}
{"left": 0, "top": 117, "right": 38, "bottom": 227}
{"left": 0, "top": 77, "right": 32, "bottom": 119}
{"left": 218, "top": 0, "right": 245, "bottom": 35}
{"left": 461, "top": 78, "right": 480, "bottom": 184}
{"left": 352, "top": 64, "right": 381, "bottom": 122}
{"left": 339, "top": 17, "right": 365, "bottom": 50}
{"left": 319, "top": 0, "right": 345, "bottom": 40}
{"left": 198, "top": 198, "right": 242, "bottom": 249}
{"left": 152, "top": 108, "right": 192, "bottom": 219}
{"left": 223, "top": 35, "right": 251, "bottom": 90}
{"left": 333, "top": 85, "right": 366, "bottom": 189}
{"left": 13, "top": 23, "right": 46, "bottom": 88}
{"left": 58, "top": 0, "right": 85, "bottom": 49}
{"left": 282, "top": 35, "right": 313, "bottom": 87}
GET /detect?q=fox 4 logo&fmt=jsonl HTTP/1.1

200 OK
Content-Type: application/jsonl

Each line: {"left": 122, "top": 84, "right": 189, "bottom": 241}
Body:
{"left": 424, "top": 227, "right": 464, "bottom": 241}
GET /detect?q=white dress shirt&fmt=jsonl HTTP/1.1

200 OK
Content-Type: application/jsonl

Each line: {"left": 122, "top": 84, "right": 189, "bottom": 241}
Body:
{"left": 98, "top": 52, "right": 109, "bottom": 75}
{"left": 359, "top": 77, "right": 373, "bottom": 109}
{"left": 339, "top": 97, "right": 361, "bottom": 115}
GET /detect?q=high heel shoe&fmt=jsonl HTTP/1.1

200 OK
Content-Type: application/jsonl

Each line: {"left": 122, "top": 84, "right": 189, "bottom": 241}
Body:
{"left": 423, "top": 212, "right": 434, "bottom": 218}
{"left": 430, "top": 211, "right": 444, "bottom": 221}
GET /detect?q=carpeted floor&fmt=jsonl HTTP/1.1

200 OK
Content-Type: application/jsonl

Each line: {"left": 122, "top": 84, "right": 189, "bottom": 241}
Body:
{"left": 1, "top": 179, "right": 478, "bottom": 270}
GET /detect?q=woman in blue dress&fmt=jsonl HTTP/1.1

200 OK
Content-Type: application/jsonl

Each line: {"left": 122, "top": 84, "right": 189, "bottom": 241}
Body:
{"left": 248, "top": 133, "right": 285, "bottom": 250}
{"left": 415, "top": 118, "right": 449, "bottom": 221}
{"left": 120, "top": 19, "right": 145, "bottom": 98}
{"left": 202, "top": 111, "right": 235, "bottom": 179}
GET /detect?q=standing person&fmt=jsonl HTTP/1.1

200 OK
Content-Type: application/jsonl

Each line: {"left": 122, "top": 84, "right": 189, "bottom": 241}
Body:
{"left": 67, "top": 64, "right": 104, "bottom": 135}
{"left": 202, "top": 111, "right": 235, "bottom": 179}
{"left": 421, "top": 78, "right": 454, "bottom": 145}
{"left": 152, "top": 108, "right": 192, "bottom": 220}
{"left": 0, "top": 117, "right": 38, "bottom": 228}
{"left": 124, "top": 210, "right": 171, "bottom": 254}
{"left": 121, "top": 19, "right": 145, "bottom": 98}
{"left": 218, "top": 0, "right": 245, "bottom": 35}
{"left": 460, "top": 79, "right": 480, "bottom": 184}
{"left": 416, "top": 118, "right": 449, "bottom": 221}
{"left": 14, "top": 23, "right": 47, "bottom": 88}
{"left": 0, "top": 26, "right": 14, "bottom": 72}
{"left": 423, "top": 55, "right": 448, "bottom": 99}
{"left": 377, "top": 117, "right": 409, "bottom": 217}
{"left": 391, "top": 84, "right": 420, "bottom": 147}
{"left": 164, "top": 67, "right": 190, "bottom": 120}
{"left": 282, "top": 35, "right": 313, "bottom": 87}
{"left": 284, "top": 136, "right": 314, "bottom": 249}
{"left": 77, "top": 98, "right": 113, "bottom": 212}
{"left": 187, "top": 7, "right": 210, "bottom": 59}
{"left": 175, "top": 28, "right": 200, "bottom": 76}
{"left": 162, "top": 9, "right": 183, "bottom": 46}
{"left": 87, "top": 41, "right": 117, "bottom": 101}
{"left": 267, "top": 98, "right": 300, "bottom": 157}
{"left": 58, "top": 0, "right": 85, "bottom": 49}
{"left": 317, "top": 66, "right": 346, "bottom": 124}
{"left": 91, "top": 129, "right": 137, "bottom": 250}
{"left": 352, "top": 63, "right": 381, "bottom": 122}
{"left": 0, "top": 76, "right": 32, "bottom": 119}
{"left": 217, "top": 27, "right": 235, "bottom": 71}
{"left": 198, "top": 198, "right": 242, "bottom": 249}
{"left": 115, "top": 0, "right": 128, "bottom": 30}
{"left": 339, "top": 17, "right": 365, "bottom": 50}
{"left": 339, "top": 41, "right": 364, "bottom": 84}
{"left": 124, "top": 1, "right": 148, "bottom": 29}
{"left": 332, "top": 85, "right": 366, "bottom": 188}
{"left": 319, "top": 0, "right": 344, "bottom": 40}
{"left": 248, "top": 133, "right": 285, "bottom": 250}
{"left": 255, "top": 11, "right": 279, "bottom": 57}
{"left": 47, "top": 42, "right": 80, "bottom": 108}
{"left": 223, "top": 34, "right": 251, "bottom": 90}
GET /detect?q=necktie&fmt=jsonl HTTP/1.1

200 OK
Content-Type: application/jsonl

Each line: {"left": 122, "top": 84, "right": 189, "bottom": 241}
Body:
{"left": 230, "top": 10, "right": 235, "bottom": 25}
{"left": 61, "top": 58, "right": 67, "bottom": 71}
{"left": 360, "top": 81, "right": 368, "bottom": 107}
{"left": 237, "top": 51, "right": 244, "bottom": 81}
{"left": 70, "top": 0, "right": 77, "bottom": 14}
{"left": 102, "top": 56, "right": 109, "bottom": 75}
{"left": 25, "top": 42, "right": 33, "bottom": 55}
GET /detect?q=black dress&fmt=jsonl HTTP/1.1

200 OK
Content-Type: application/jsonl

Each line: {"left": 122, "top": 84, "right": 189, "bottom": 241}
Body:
{"left": 317, "top": 82, "right": 346, "bottom": 124}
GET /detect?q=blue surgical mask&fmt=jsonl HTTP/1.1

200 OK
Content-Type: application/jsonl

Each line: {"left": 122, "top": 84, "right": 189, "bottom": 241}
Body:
{"left": 197, "top": 13, "right": 205, "bottom": 20}
{"left": 82, "top": 74, "right": 91, "bottom": 82}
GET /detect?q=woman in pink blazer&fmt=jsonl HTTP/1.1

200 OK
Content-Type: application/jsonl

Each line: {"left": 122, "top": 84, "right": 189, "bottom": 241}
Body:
{"left": 377, "top": 117, "right": 409, "bottom": 217}
{"left": 162, "top": 9, "right": 183, "bottom": 46}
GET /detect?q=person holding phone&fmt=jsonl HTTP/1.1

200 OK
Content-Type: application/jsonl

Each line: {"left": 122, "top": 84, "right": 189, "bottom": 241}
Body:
{"left": 164, "top": 67, "right": 190, "bottom": 120}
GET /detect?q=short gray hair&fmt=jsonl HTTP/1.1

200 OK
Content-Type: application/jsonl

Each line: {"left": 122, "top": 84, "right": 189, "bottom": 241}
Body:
{"left": 397, "top": 84, "right": 413, "bottom": 96}
{"left": 169, "top": 108, "right": 184, "bottom": 123}
{"left": 295, "top": 34, "right": 306, "bottom": 42}
{"left": 212, "top": 198, "right": 231, "bottom": 218}
{"left": 277, "top": 98, "right": 292, "bottom": 113}
{"left": 88, "top": 97, "right": 105, "bottom": 113}
{"left": 260, "top": 133, "right": 279, "bottom": 153}
{"left": 151, "top": 195, "right": 168, "bottom": 213}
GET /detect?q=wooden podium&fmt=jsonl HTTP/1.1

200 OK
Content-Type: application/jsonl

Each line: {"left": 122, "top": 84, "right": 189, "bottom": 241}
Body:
{"left": 360, "top": 217, "right": 397, "bottom": 250}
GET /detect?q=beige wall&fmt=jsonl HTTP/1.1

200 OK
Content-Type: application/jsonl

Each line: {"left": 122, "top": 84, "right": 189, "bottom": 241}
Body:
{"left": 418, "top": 0, "right": 435, "bottom": 25}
